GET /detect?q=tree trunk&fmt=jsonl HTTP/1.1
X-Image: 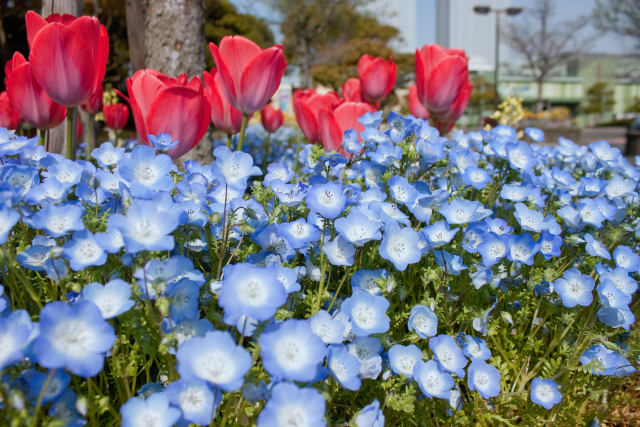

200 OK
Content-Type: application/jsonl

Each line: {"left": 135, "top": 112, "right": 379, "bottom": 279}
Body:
{"left": 125, "top": 0, "right": 146, "bottom": 72}
{"left": 41, "top": 0, "right": 82, "bottom": 156}
{"left": 536, "top": 78, "right": 544, "bottom": 113}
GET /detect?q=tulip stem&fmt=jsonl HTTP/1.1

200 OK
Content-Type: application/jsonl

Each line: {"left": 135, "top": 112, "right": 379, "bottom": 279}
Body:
{"left": 66, "top": 107, "right": 75, "bottom": 159}
{"left": 87, "top": 113, "right": 96, "bottom": 157}
{"left": 39, "top": 130, "right": 45, "bottom": 146}
{"left": 237, "top": 114, "right": 248, "bottom": 152}
{"left": 226, "top": 133, "right": 232, "bottom": 148}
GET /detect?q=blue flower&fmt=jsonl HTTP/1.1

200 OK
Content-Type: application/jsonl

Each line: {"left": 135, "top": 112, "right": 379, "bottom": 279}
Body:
{"left": 359, "top": 111, "right": 383, "bottom": 128}
{"left": 429, "top": 335, "right": 467, "bottom": 378}
{"left": 148, "top": 133, "right": 179, "bottom": 151}
{"left": 218, "top": 263, "right": 286, "bottom": 323}
{"left": 169, "top": 278, "right": 202, "bottom": 323}
{"left": 323, "top": 236, "right": 356, "bottom": 266}
{"left": 414, "top": 359, "right": 454, "bottom": 399}
{"left": 378, "top": 222, "right": 422, "bottom": 271}
{"left": 109, "top": 198, "right": 180, "bottom": 253}
{"left": 29, "top": 203, "right": 85, "bottom": 237}
{"left": 342, "top": 129, "right": 363, "bottom": 154}
{"left": 165, "top": 379, "right": 219, "bottom": 426}
{"left": 260, "top": 319, "right": 327, "bottom": 382}
{"left": 597, "top": 280, "right": 632, "bottom": 309}
{"left": 477, "top": 233, "right": 508, "bottom": 267}
{"left": 176, "top": 330, "right": 252, "bottom": 391}
{"left": 584, "top": 233, "right": 611, "bottom": 260}
{"left": 348, "top": 337, "right": 383, "bottom": 379}
{"left": 212, "top": 146, "right": 262, "bottom": 190}
{"left": 408, "top": 304, "right": 438, "bottom": 338}
{"left": 612, "top": 245, "right": 640, "bottom": 273}
{"left": 120, "top": 392, "right": 181, "bottom": 427}
{"left": 386, "top": 112, "right": 414, "bottom": 143}
{"left": 506, "top": 233, "right": 539, "bottom": 266}
{"left": 351, "top": 269, "right": 388, "bottom": 295}
{"left": 599, "top": 267, "right": 637, "bottom": 295}
{"left": 506, "top": 140, "right": 536, "bottom": 171}
{"left": 462, "top": 166, "right": 491, "bottom": 190}
{"left": 525, "top": 127, "right": 545, "bottom": 142}
{"left": 34, "top": 300, "right": 116, "bottom": 377}
{"left": 434, "top": 250, "right": 468, "bottom": 275}
{"left": 438, "top": 199, "right": 490, "bottom": 225}
{"left": 388, "top": 344, "right": 423, "bottom": 379}
{"left": 366, "top": 142, "right": 403, "bottom": 166}
{"left": 0, "top": 314, "right": 32, "bottom": 371}
{"left": 530, "top": 378, "right": 562, "bottom": 409}
{"left": 355, "top": 399, "right": 385, "bottom": 427}
{"left": 423, "top": 221, "right": 458, "bottom": 247}
{"left": 257, "top": 382, "right": 326, "bottom": 427}
{"left": 513, "top": 203, "right": 545, "bottom": 233}
{"left": 578, "top": 198, "right": 606, "bottom": 228}
{"left": 62, "top": 230, "right": 107, "bottom": 271}
{"left": 81, "top": 279, "right": 134, "bottom": 319}
{"left": 597, "top": 306, "right": 635, "bottom": 330}
{"left": 341, "top": 289, "right": 390, "bottom": 336}
{"left": 309, "top": 310, "right": 346, "bottom": 344}
{"left": 335, "top": 212, "right": 382, "bottom": 246}
{"left": 118, "top": 145, "right": 174, "bottom": 198}
{"left": 306, "top": 182, "right": 347, "bottom": 219}
{"left": 264, "top": 162, "right": 293, "bottom": 186}
{"left": 0, "top": 206, "right": 20, "bottom": 244}
{"left": 467, "top": 361, "right": 501, "bottom": 399}
{"left": 92, "top": 141, "right": 124, "bottom": 167}
{"left": 580, "top": 344, "right": 635, "bottom": 376}
{"left": 538, "top": 231, "right": 562, "bottom": 260}
{"left": 459, "top": 335, "right": 492, "bottom": 362}
{"left": 387, "top": 175, "right": 419, "bottom": 207}
{"left": 328, "top": 344, "right": 362, "bottom": 390}
{"left": 554, "top": 269, "right": 595, "bottom": 308}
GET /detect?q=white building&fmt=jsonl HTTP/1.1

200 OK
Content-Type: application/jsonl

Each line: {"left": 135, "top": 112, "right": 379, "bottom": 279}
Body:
{"left": 361, "top": 0, "right": 421, "bottom": 53}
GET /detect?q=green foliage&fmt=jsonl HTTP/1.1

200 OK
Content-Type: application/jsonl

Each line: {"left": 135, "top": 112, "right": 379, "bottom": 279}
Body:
{"left": 582, "top": 81, "right": 615, "bottom": 114}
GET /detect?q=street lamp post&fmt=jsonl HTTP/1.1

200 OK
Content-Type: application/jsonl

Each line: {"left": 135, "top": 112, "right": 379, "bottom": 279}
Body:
{"left": 473, "top": 5, "right": 522, "bottom": 109}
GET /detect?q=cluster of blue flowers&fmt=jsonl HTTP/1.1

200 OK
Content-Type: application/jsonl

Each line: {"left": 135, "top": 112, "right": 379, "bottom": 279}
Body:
{"left": 0, "top": 113, "right": 638, "bottom": 425}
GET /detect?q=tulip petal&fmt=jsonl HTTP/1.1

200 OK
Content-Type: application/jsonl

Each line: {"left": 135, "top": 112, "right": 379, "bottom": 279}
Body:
{"left": 333, "top": 102, "right": 374, "bottom": 140}
{"left": 425, "top": 56, "right": 469, "bottom": 115}
{"left": 293, "top": 94, "right": 320, "bottom": 143}
{"left": 29, "top": 23, "right": 96, "bottom": 106}
{"left": 26, "top": 11, "right": 48, "bottom": 48}
{"left": 318, "top": 108, "right": 343, "bottom": 152}
{"left": 239, "top": 47, "right": 287, "bottom": 113}
{"left": 209, "top": 41, "right": 240, "bottom": 110}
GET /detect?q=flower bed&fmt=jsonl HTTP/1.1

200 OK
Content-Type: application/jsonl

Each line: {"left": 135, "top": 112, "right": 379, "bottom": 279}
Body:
{"left": 0, "top": 118, "right": 638, "bottom": 425}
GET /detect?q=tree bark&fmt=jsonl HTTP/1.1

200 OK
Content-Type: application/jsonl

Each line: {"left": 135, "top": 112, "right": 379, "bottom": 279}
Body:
{"left": 41, "top": 0, "right": 82, "bottom": 156}
{"left": 125, "top": 0, "right": 146, "bottom": 72}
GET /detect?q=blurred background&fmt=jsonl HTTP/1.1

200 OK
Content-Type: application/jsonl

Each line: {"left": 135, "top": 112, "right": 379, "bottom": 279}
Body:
{"left": 2, "top": 0, "right": 640, "bottom": 148}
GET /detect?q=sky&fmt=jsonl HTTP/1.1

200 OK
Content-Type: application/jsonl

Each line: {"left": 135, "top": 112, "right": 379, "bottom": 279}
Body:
{"left": 231, "top": 0, "right": 636, "bottom": 55}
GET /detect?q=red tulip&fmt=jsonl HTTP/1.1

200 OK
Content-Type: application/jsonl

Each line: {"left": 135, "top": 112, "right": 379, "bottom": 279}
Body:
{"left": 357, "top": 54, "right": 396, "bottom": 105}
{"left": 0, "top": 91, "right": 19, "bottom": 130}
{"left": 5, "top": 52, "right": 66, "bottom": 129}
{"left": 209, "top": 36, "right": 287, "bottom": 114}
{"left": 81, "top": 86, "right": 103, "bottom": 114}
{"left": 293, "top": 89, "right": 342, "bottom": 144}
{"left": 25, "top": 11, "right": 108, "bottom": 107}
{"left": 103, "top": 103, "right": 129, "bottom": 130}
{"left": 202, "top": 68, "right": 244, "bottom": 135}
{"left": 318, "top": 101, "right": 375, "bottom": 152}
{"left": 261, "top": 104, "right": 284, "bottom": 133}
{"left": 415, "top": 44, "right": 472, "bottom": 130}
{"left": 408, "top": 84, "right": 429, "bottom": 120}
{"left": 123, "top": 69, "right": 211, "bottom": 159}
{"left": 341, "top": 78, "right": 364, "bottom": 103}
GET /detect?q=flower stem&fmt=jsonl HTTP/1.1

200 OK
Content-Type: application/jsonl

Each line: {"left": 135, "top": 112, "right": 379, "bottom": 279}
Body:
{"left": 86, "top": 112, "right": 96, "bottom": 157}
{"left": 237, "top": 114, "right": 248, "bottom": 152}
{"left": 66, "top": 107, "right": 75, "bottom": 159}
{"left": 226, "top": 133, "right": 232, "bottom": 148}
{"left": 33, "top": 368, "right": 56, "bottom": 425}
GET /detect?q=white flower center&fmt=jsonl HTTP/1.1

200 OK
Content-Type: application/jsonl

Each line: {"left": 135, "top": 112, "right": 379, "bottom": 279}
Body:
{"left": 352, "top": 302, "right": 376, "bottom": 329}
{"left": 179, "top": 386, "right": 206, "bottom": 412}
{"left": 196, "top": 351, "right": 235, "bottom": 384}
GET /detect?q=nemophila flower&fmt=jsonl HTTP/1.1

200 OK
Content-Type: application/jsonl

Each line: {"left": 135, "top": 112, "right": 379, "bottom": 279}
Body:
{"left": 462, "top": 166, "right": 491, "bottom": 190}
{"left": 323, "top": 236, "right": 356, "bottom": 266}
{"left": 612, "top": 245, "right": 640, "bottom": 272}
{"left": 599, "top": 267, "right": 638, "bottom": 295}
{"left": 328, "top": 344, "right": 362, "bottom": 390}
{"left": 500, "top": 184, "right": 528, "bottom": 202}
{"left": 467, "top": 361, "right": 501, "bottom": 399}
{"left": 335, "top": 212, "right": 382, "bottom": 246}
{"left": 212, "top": 146, "right": 261, "bottom": 190}
{"left": 219, "top": 263, "right": 286, "bottom": 323}
{"left": 351, "top": 269, "right": 388, "bottom": 295}
{"left": 109, "top": 198, "right": 180, "bottom": 253}
{"left": 584, "top": 233, "right": 611, "bottom": 260}
{"left": 597, "top": 305, "right": 635, "bottom": 330}
{"left": 165, "top": 379, "right": 219, "bottom": 426}
{"left": 341, "top": 289, "right": 390, "bottom": 336}
{"left": 458, "top": 335, "right": 492, "bottom": 362}
{"left": 0, "top": 206, "right": 19, "bottom": 244}
{"left": 529, "top": 378, "right": 562, "bottom": 409}
{"left": 34, "top": 300, "right": 115, "bottom": 377}
{"left": 259, "top": 319, "right": 327, "bottom": 382}
{"left": 414, "top": 359, "right": 454, "bottom": 400}
{"left": 0, "top": 315, "right": 32, "bottom": 370}
{"left": 408, "top": 304, "right": 438, "bottom": 338}
{"left": 348, "top": 336, "right": 383, "bottom": 379}
{"left": 310, "top": 310, "right": 346, "bottom": 344}
{"left": 43, "top": 158, "right": 83, "bottom": 187}
{"left": 577, "top": 198, "right": 606, "bottom": 228}
{"left": 605, "top": 174, "right": 636, "bottom": 199}
{"left": 580, "top": 344, "right": 630, "bottom": 376}
{"left": 120, "top": 392, "right": 181, "bottom": 427}
{"left": 513, "top": 203, "right": 545, "bottom": 233}
{"left": 423, "top": 221, "right": 458, "bottom": 247}
{"left": 434, "top": 250, "right": 467, "bottom": 275}
{"left": 62, "top": 230, "right": 106, "bottom": 271}
{"left": 253, "top": 224, "right": 296, "bottom": 261}
{"left": 471, "top": 268, "right": 493, "bottom": 289}
{"left": 438, "top": 199, "right": 490, "bottom": 225}
{"left": 477, "top": 233, "right": 508, "bottom": 267}
{"left": 484, "top": 218, "right": 512, "bottom": 235}
{"left": 355, "top": 399, "right": 385, "bottom": 427}
{"left": 506, "top": 140, "right": 536, "bottom": 171}
{"left": 177, "top": 330, "right": 251, "bottom": 391}
{"left": 278, "top": 219, "right": 319, "bottom": 250}
{"left": 257, "top": 381, "right": 326, "bottom": 427}
{"left": 378, "top": 222, "right": 422, "bottom": 271}
{"left": 264, "top": 162, "right": 293, "bottom": 186}
{"left": 370, "top": 201, "right": 411, "bottom": 226}
{"left": 554, "top": 268, "right": 595, "bottom": 308}
{"left": 387, "top": 175, "right": 419, "bottom": 206}
{"left": 81, "top": 279, "right": 134, "bottom": 319}
{"left": 557, "top": 205, "right": 582, "bottom": 230}
{"left": 92, "top": 141, "right": 123, "bottom": 167}
{"left": 416, "top": 136, "right": 446, "bottom": 164}
{"left": 461, "top": 223, "right": 486, "bottom": 253}
{"left": 148, "top": 133, "right": 178, "bottom": 152}
{"left": 29, "top": 203, "right": 84, "bottom": 237}
{"left": 525, "top": 127, "right": 544, "bottom": 142}
{"left": 268, "top": 265, "right": 301, "bottom": 294}
{"left": 429, "top": 335, "right": 467, "bottom": 378}
{"left": 21, "top": 368, "right": 70, "bottom": 404}
{"left": 597, "top": 279, "right": 632, "bottom": 309}
{"left": 538, "top": 231, "right": 562, "bottom": 260}
{"left": 385, "top": 112, "right": 413, "bottom": 142}
{"left": 116, "top": 145, "right": 174, "bottom": 198}
{"left": 306, "top": 182, "right": 347, "bottom": 219}
{"left": 168, "top": 278, "right": 202, "bottom": 323}
{"left": 506, "top": 233, "right": 539, "bottom": 266}
{"left": 388, "top": 344, "right": 423, "bottom": 379}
